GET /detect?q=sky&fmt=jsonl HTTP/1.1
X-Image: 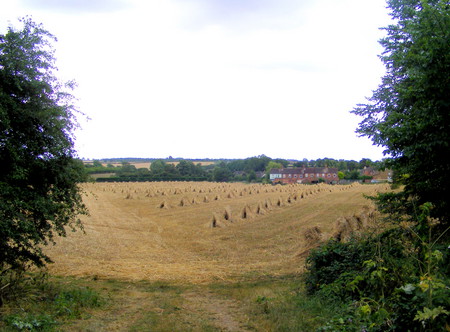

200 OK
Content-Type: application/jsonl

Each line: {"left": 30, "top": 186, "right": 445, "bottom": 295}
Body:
{"left": 1, "top": 0, "right": 393, "bottom": 161}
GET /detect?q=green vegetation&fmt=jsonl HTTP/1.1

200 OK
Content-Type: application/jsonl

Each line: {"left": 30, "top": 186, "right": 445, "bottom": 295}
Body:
{"left": 1, "top": 274, "right": 343, "bottom": 331}
{"left": 84, "top": 155, "right": 385, "bottom": 183}
{"left": 304, "top": 205, "right": 449, "bottom": 331}
{"left": 352, "top": 0, "right": 450, "bottom": 227}
{"left": 0, "top": 18, "right": 87, "bottom": 271}
{"left": 306, "top": 0, "right": 450, "bottom": 329}
{"left": 207, "top": 277, "right": 343, "bottom": 331}
{"left": 0, "top": 272, "right": 103, "bottom": 331}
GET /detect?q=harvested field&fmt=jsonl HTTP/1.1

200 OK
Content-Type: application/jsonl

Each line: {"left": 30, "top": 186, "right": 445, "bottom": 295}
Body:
{"left": 45, "top": 182, "right": 391, "bottom": 283}
{"left": 100, "top": 161, "right": 215, "bottom": 168}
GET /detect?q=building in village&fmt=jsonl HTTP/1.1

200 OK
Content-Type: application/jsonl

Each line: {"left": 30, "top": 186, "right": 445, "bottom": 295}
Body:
{"left": 361, "top": 166, "right": 393, "bottom": 183}
{"left": 269, "top": 167, "right": 339, "bottom": 184}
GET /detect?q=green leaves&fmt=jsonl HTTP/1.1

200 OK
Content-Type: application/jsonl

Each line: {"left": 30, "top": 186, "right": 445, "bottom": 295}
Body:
{"left": 1, "top": 18, "right": 87, "bottom": 270}
{"left": 414, "top": 306, "right": 449, "bottom": 322}
{"left": 351, "top": 0, "right": 450, "bottom": 224}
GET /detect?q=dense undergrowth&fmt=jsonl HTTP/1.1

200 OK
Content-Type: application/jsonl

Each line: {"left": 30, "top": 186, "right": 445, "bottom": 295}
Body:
{"left": 0, "top": 271, "right": 103, "bottom": 331}
{"left": 304, "top": 203, "right": 450, "bottom": 331}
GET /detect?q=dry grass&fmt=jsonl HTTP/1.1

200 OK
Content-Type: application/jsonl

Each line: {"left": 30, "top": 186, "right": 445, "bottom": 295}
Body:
{"left": 45, "top": 182, "right": 391, "bottom": 283}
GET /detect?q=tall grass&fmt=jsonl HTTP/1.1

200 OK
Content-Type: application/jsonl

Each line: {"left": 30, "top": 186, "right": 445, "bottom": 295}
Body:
{"left": 0, "top": 271, "right": 104, "bottom": 331}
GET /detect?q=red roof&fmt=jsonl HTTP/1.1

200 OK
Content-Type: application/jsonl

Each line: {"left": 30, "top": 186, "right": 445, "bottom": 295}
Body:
{"left": 270, "top": 167, "right": 338, "bottom": 175}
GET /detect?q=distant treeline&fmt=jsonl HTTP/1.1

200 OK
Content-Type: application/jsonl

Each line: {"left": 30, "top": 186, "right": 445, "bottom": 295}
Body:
{"left": 83, "top": 155, "right": 385, "bottom": 183}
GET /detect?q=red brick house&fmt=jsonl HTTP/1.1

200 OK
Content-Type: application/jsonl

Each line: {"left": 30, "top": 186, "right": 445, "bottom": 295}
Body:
{"left": 269, "top": 167, "right": 339, "bottom": 184}
{"left": 361, "top": 167, "right": 393, "bottom": 183}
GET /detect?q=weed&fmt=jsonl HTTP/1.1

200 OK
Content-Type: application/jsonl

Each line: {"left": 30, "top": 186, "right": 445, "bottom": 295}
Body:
{"left": 1, "top": 273, "right": 104, "bottom": 331}
{"left": 4, "top": 313, "right": 56, "bottom": 331}
{"left": 306, "top": 202, "right": 450, "bottom": 331}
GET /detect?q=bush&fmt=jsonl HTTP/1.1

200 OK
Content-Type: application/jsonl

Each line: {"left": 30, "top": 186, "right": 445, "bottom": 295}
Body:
{"left": 305, "top": 215, "right": 450, "bottom": 330}
{"left": 304, "top": 236, "right": 374, "bottom": 296}
{"left": 1, "top": 270, "right": 104, "bottom": 331}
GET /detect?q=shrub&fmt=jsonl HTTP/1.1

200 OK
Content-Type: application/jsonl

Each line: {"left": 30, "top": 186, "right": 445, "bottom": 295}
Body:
{"left": 304, "top": 237, "right": 374, "bottom": 296}
{"left": 305, "top": 206, "right": 450, "bottom": 331}
{"left": 1, "top": 271, "right": 104, "bottom": 331}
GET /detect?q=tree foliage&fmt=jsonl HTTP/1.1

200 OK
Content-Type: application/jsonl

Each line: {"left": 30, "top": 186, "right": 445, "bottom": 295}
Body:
{"left": 88, "top": 156, "right": 384, "bottom": 183}
{"left": 352, "top": 0, "right": 450, "bottom": 224}
{"left": 311, "top": 2, "right": 450, "bottom": 329}
{"left": 0, "top": 18, "right": 87, "bottom": 270}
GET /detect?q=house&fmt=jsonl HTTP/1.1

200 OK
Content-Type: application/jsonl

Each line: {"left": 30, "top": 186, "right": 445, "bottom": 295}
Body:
{"left": 361, "top": 167, "right": 393, "bottom": 183}
{"left": 269, "top": 167, "right": 339, "bottom": 184}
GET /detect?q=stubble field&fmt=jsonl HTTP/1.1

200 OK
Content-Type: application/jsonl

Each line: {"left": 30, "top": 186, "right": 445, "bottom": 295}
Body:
{"left": 45, "top": 181, "right": 390, "bottom": 283}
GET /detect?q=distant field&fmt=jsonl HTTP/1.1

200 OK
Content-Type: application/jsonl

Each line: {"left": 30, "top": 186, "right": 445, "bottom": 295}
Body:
{"left": 99, "top": 161, "right": 216, "bottom": 168}
{"left": 45, "top": 182, "right": 391, "bottom": 283}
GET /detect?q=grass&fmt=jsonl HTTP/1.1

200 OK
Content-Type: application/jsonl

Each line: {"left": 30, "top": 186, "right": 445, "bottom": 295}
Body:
{"left": 1, "top": 272, "right": 341, "bottom": 331}
{"left": 0, "top": 273, "right": 104, "bottom": 331}
{"left": 206, "top": 275, "right": 341, "bottom": 331}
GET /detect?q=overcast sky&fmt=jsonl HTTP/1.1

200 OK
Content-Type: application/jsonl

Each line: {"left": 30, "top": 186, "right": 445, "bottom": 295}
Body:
{"left": 1, "top": 0, "right": 393, "bottom": 161}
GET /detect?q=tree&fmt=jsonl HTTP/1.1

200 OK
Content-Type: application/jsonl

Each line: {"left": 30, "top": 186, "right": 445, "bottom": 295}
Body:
{"left": 358, "top": 158, "right": 373, "bottom": 169}
{"left": 244, "top": 155, "right": 271, "bottom": 172}
{"left": 247, "top": 170, "right": 257, "bottom": 182}
{"left": 163, "top": 163, "right": 178, "bottom": 175}
{"left": 265, "top": 161, "right": 283, "bottom": 173}
{"left": 295, "top": 158, "right": 310, "bottom": 168}
{"left": 117, "top": 162, "right": 137, "bottom": 176}
{"left": 352, "top": 0, "right": 450, "bottom": 225}
{"left": 213, "top": 162, "right": 233, "bottom": 182}
{"left": 176, "top": 160, "right": 194, "bottom": 176}
{"left": 344, "top": 169, "right": 361, "bottom": 180}
{"left": 0, "top": 18, "right": 87, "bottom": 270}
{"left": 150, "top": 159, "right": 166, "bottom": 174}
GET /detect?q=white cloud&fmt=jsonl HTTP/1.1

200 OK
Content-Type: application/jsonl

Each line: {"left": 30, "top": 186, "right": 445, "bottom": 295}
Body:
{"left": 1, "top": 0, "right": 391, "bottom": 161}
{"left": 19, "top": 0, "right": 131, "bottom": 14}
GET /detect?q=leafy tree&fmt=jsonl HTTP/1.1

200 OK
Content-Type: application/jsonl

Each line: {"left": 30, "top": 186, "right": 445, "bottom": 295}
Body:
{"left": 137, "top": 167, "right": 150, "bottom": 177}
{"left": 175, "top": 160, "right": 206, "bottom": 178}
{"left": 192, "top": 162, "right": 206, "bottom": 177}
{"left": 163, "top": 163, "right": 178, "bottom": 175}
{"left": 213, "top": 162, "right": 233, "bottom": 182}
{"left": 344, "top": 169, "right": 361, "bottom": 180}
{"left": 352, "top": 0, "right": 450, "bottom": 225}
{"left": 176, "top": 160, "right": 195, "bottom": 176}
{"left": 315, "top": 158, "right": 340, "bottom": 168}
{"left": 346, "top": 160, "right": 360, "bottom": 171}
{"left": 150, "top": 159, "right": 166, "bottom": 174}
{"left": 226, "top": 159, "right": 246, "bottom": 172}
{"left": 117, "top": 162, "right": 137, "bottom": 176}
{"left": 227, "top": 155, "right": 273, "bottom": 173}
{"left": 337, "top": 160, "right": 348, "bottom": 171}
{"left": 294, "top": 158, "right": 310, "bottom": 167}
{"left": 273, "top": 158, "right": 289, "bottom": 168}
{"left": 265, "top": 161, "right": 283, "bottom": 173}
{"left": 244, "top": 155, "right": 272, "bottom": 172}
{"left": 358, "top": 158, "right": 374, "bottom": 169}
{"left": 0, "top": 18, "right": 87, "bottom": 270}
{"left": 247, "top": 170, "right": 257, "bottom": 182}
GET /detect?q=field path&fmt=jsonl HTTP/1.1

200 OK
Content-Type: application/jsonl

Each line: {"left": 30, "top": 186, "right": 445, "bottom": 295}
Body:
{"left": 66, "top": 284, "right": 156, "bottom": 331}
{"left": 66, "top": 280, "right": 256, "bottom": 331}
{"left": 181, "top": 290, "right": 252, "bottom": 331}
